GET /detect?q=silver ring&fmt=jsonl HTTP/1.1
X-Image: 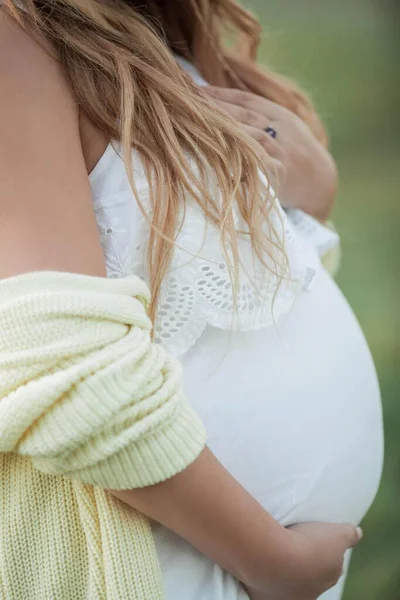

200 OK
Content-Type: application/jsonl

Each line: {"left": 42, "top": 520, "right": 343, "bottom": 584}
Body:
{"left": 265, "top": 126, "right": 277, "bottom": 139}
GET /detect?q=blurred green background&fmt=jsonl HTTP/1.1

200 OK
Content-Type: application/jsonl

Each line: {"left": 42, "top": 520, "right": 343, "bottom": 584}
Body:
{"left": 244, "top": 0, "right": 399, "bottom": 597}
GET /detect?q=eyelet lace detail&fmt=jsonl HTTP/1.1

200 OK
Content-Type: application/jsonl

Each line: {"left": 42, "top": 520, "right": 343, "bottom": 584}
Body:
{"left": 129, "top": 178, "right": 307, "bottom": 357}
{"left": 93, "top": 149, "right": 322, "bottom": 358}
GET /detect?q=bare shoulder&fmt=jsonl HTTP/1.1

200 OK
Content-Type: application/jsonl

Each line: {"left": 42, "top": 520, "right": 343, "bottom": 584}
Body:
{"left": 0, "top": 8, "right": 77, "bottom": 125}
{"left": 0, "top": 9, "right": 106, "bottom": 279}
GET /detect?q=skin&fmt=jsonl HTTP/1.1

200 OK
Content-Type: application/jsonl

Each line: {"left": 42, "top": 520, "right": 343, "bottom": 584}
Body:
{"left": 0, "top": 8, "right": 360, "bottom": 600}
{"left": 204, "top": 86, "right": 338, "bottom": 222}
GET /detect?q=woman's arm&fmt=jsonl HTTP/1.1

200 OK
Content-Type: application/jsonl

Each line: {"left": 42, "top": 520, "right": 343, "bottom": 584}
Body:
{"left": 0, "top": 9, "right": 106, "bottom": 279}
{"left": 0, "top": 10, "right": 360, "bottom": 598}
{"left": 110, "top": 451, "right": 362, "bottom": 599}
{"left": 111, "top": 447, "right": 293, "bottom": 587}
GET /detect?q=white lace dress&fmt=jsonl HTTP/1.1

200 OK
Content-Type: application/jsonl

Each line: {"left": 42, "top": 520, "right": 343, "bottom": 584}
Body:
{"left": 88, "top": 60, "right": 383, "bottom": 600}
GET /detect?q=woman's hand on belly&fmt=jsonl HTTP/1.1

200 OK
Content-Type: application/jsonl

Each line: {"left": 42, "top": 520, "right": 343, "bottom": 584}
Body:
{"left": 244, "top": 521, "right": 362, "bottom": 600}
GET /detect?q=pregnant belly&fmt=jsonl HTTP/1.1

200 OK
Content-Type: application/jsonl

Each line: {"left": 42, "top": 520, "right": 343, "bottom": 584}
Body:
{"left": 152, "top": 267, "right": 383, "bottom": 600}
{"left": 182, "top": 268, "right": 383, "bottom": 526}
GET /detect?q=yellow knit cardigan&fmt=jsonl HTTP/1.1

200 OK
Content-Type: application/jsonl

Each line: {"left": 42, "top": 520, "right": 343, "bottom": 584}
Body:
{"left": 0, "top": 271, "right": 206, "bottom": 600}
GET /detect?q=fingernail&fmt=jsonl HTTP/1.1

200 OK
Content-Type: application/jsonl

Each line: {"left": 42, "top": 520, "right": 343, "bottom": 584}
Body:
{"left": 356, "top": 526, "right": 363, "bottom": 540}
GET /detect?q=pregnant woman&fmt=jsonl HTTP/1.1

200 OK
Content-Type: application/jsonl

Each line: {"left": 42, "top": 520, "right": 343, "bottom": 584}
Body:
{"left": 0, "top": 1, "right": 383, "bottom": 600}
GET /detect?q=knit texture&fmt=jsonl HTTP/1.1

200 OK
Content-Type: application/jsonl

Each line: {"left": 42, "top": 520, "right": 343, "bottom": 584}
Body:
{"left": 0, "top": 271, "right": 206, "bottom": 599}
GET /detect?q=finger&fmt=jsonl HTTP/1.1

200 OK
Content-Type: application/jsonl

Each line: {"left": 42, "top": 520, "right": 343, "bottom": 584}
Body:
{"left": 269, "top": 158, "right": 286, "bottom": 191}
{"left": 204, "top": 93, "right": 290, "bottom": 150}
{"left": 204, "top": 86, "right": 294, "bottom": 123}
{"left": 238, "top": 125, "right": 285, "bottom": 192}
{"left": 206, "top": 95, "right": 273, "bottom": 131}
{"left": 213, "top": 103, "right": 286, "bottom": 155}
{"left": 338, "top": 524, "right": 363, "bottom": 549}
{"left": 243, "top": 125, "right": 285, "bottom": 161}
{"left": 243, "top": 127, "right": 286, "bottom": 191}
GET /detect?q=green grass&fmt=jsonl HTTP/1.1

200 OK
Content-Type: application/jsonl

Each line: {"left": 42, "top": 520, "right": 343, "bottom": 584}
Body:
{"left": 245, "top": 1, "right": 400, "bottom": 598}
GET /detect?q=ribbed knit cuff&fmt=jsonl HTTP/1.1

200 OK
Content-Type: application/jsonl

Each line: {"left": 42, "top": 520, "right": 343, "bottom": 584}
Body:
{"left": 34, "top": 402, "right": 207, "bottom": 490}
{"left": 92, "top": 403, "right": 206, "bottom": 490}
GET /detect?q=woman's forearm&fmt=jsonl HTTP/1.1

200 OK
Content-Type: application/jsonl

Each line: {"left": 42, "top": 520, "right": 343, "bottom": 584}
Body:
{"left": 109, "top": 446, "right": 292, "bottom": 590}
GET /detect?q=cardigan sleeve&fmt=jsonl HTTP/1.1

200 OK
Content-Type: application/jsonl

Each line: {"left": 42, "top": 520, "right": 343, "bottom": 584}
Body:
{"left": 0, "top": 271, "right": 206, "bottom": 489}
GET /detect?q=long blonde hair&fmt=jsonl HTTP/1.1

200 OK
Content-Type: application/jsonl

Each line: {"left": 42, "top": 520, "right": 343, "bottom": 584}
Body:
{"left": 5, "top": 0, "right": 326, "bottom": 321}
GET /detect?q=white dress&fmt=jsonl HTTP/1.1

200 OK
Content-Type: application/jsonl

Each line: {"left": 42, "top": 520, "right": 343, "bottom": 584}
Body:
{"left": 88, "top": 59, "right": 383, "bottom": 600}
